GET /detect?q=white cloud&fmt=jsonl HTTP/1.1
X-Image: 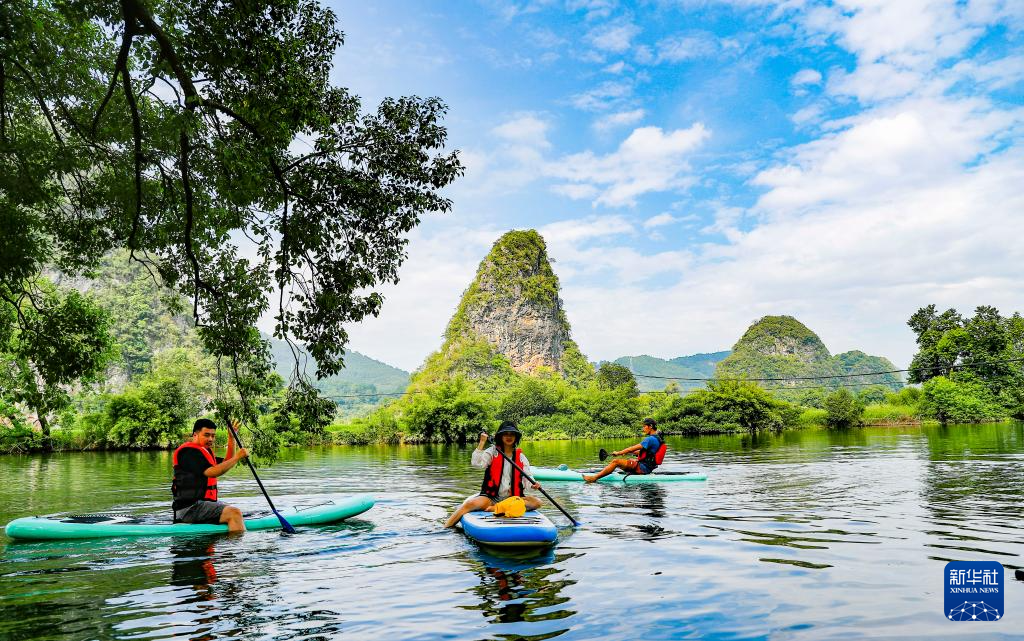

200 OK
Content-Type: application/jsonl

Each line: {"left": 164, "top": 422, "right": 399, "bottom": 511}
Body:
{"left": 342, "top": 223, "right": 505, "bottom": 370}
{"left": 548, "top": 124, "right": 711, "bottom": 207}
{"left": 633, "top": 44, "right": 654, "bottom": 65}
{"left": 564, "top": 150, "right": 1024, "bottom": 365}
{"left": 540, "top": 215, "right": 635, "bottom": 244}
{"left": 951, "top": 54, "right": 1024, "bottom": 90}
{"left": 655, "top": 32, "right": 719, "bottom": 63}
{"left": 338, "top": 0, "right": 1024, "bottom": 371}
{"left": 529, "top": 27, "right": 566, "bottom": 49}
{"left": 566, "top": 0, "right": 617, "bottom": 21}
{"left": 570, "top": 79, "right": 635, "bottom": 111}
{"left": 791, "top": 68, "right": 822, "bottom": 87}
{"left": 753, "top": 96, "right": 1016, "bottom": 212}
{"left": 587, "top": 21, "right": 641, "bottom": 52}
{"left": 829, "top": 0, "right": 985, "bottom": 67}
{"left": 551, "top": 183, "right": 600, "bottom": 200}
{"left": 791, "top": 104, "right": 824, "bottom": 126}
{"left": 642, "top": 213, "right": 678, "bottom": 228}
{"left": 453, "top": 114, "right": 553, "bottom": 197}
{"left": 827, "top": 62, "right": 925, "bottom": 102}
{"left": 492, "top": 114, "right": 552, "bottom": 148}
{"left": 592, "top": 108, "right": 645, "bottom": 131}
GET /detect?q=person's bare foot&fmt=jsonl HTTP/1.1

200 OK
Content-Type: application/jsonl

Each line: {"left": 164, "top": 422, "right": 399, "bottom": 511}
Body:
{"left": 583, "top": 475, "right": 597, "bottom": 483}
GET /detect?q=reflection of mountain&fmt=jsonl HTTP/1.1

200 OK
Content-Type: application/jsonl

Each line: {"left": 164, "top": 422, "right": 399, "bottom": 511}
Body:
{"left": 458, "top": 546, "right": 577, "bottom": 628}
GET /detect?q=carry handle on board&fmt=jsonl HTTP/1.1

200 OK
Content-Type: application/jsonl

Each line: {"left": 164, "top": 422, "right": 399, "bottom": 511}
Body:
{"left": 490, "top": 438, "right": 581, "bottom": 527}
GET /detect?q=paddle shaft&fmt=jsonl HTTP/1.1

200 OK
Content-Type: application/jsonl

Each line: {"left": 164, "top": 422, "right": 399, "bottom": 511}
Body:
{"left": 224, "top": 420, "right": 294, "bottom": 532}
{"left": 491, "top": 441, "right": 580, "bottom": 527}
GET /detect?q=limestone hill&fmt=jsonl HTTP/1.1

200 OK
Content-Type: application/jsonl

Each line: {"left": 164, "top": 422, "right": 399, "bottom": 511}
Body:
{"left": 716, "top": 316, "right": 901, "bottom": 398}
{"left": 267, "top": 337, "right": 410, "bottom": 417}
{"left": 411, "top": 230, "right": 592, "bottom": 387}
{"left": 613, "top": 351, "right": 730, "bottom": 392}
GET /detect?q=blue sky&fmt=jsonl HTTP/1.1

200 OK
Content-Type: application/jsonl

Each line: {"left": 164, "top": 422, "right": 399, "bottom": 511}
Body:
{"left": 315, "top": 0, "right": 1024, "bottom": 372}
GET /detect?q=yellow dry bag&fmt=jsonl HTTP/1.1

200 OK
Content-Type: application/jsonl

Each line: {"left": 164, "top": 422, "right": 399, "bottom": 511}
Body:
{"left": 492, "top": 496, "right": 526, "bottom": 518}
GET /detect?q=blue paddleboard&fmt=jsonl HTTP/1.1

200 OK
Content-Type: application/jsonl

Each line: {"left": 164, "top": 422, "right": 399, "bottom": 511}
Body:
{"left": 460, "top": 511, "right": 557, "bottom": 548}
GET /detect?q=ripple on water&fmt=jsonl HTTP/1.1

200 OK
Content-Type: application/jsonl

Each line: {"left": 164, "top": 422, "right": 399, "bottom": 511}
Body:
{"left": 2, "top": 425, "right": 1024, "bottom": 639}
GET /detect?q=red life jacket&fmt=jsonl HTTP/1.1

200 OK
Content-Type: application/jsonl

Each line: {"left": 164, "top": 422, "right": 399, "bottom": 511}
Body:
{"left": 172, "top": 442, "right": 219, "bottom": 509}
{"left": 636, "top": 434, "right": 667, "bottom": 473}
{"left": 480, "top": 448, "right": 524, "bottom": 499}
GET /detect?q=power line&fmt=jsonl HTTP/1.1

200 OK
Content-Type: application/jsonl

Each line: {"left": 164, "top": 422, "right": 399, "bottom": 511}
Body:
{"left": 630, "top": 355, "right": 1024, "bottom": 382}
{"left": 313, "top": 355, "right": 1024, "bottom": 400}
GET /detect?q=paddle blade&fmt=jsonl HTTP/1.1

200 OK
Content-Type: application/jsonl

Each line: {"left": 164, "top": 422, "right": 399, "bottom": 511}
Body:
{"left": 599, "top": 448, "right": 609, "bottom": 461}
{"left": 274, "top": 511, "right": 296, "bottom": 534}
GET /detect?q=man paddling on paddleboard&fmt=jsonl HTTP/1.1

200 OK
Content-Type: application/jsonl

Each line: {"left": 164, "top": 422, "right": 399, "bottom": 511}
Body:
{"left": 172, "top": 418, "right": 249, "bottom": 532}
{"left": 584, "top": 418, "right": 667, "bottom": 483}
{"left": 444, "top": 421, "right": 544, "bottom": 528}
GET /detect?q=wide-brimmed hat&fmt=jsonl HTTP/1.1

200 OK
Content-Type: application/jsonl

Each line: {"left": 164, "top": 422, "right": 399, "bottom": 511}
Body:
{"left": 495, "top": 421, "right": 522, "bottom": 445}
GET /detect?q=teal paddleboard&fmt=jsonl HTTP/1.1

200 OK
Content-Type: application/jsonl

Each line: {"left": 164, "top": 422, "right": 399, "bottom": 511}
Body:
{"left": 532, "top": 467, "right": 707, "bottom": 483}
{"left": 4, "top": 495, "right": 375, "bottom": 540}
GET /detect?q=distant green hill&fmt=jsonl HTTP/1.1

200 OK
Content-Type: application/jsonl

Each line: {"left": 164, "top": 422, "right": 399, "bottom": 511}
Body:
{"left": 614, "top": 352, "right": 730, "bottom": 392}
{"left": 267, "top": 337, "right": 409, "bottom": 417}
{"left": 716, "top": 316, "right": 901, "bottom": 400}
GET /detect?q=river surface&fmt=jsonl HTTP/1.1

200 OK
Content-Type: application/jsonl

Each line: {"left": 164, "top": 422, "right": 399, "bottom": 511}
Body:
{"left": 1, "top": 424, "right": 1023, "bottom": 640}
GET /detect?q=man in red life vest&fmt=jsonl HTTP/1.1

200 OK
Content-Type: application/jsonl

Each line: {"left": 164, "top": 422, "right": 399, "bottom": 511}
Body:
{"left": 584, "top": 417, "right": 667, "bottom": 482}
{"left": 444, "top": 421, "right": 543, "bottom": 528}
{"left": 172, "top": 418, "right": 249, "bottom": 532}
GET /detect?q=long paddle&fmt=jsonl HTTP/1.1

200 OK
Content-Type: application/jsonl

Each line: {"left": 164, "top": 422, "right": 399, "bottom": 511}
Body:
{"left": 491, "top": 439, "right": 581, "bottom": 527}
{"left": 224, "top": 418, "right": 296, "bottom": 534}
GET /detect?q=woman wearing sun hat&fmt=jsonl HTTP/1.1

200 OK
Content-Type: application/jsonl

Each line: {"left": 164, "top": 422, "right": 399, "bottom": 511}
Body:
{"left": 443, "top": 421, "right": 543, "bottom": 528}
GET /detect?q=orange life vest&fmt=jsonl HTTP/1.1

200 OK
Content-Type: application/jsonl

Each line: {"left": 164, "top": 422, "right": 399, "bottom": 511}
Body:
{"left": 172, "top": 442, "right": 219, "bottom": 509}
{"left": 636, "top": 434, "right": 667, "bottom": 473}
{"left": 480, "top": 448, "right": 524, "bottom": 499}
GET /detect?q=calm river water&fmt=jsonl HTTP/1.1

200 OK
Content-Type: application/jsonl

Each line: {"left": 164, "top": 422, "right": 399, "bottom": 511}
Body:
{"left": 1, "top": 424, "right": 1022, "bottom": 640}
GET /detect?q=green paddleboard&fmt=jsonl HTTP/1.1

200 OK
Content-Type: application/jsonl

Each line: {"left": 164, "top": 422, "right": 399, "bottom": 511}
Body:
{"left": 4, "top": 495, "right": 375, "bottom": 540}
{"left": 531, "top": 467, "right": 707, "bottom": 483}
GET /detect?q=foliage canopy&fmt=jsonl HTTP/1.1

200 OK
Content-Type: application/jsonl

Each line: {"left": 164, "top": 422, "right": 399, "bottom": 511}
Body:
{"left": 0, "top": 0, "right": 462, "bottom": 437}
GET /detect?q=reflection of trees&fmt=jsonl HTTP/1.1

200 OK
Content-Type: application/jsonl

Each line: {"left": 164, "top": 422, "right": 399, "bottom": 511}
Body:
{"left": 459, "top": 547, "right": 576, "bottom": 632}
{"left": 920, "top": 423, "right": 1024, "bottom": 540}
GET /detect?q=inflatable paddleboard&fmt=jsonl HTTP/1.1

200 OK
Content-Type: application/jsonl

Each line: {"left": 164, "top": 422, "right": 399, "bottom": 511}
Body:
{"left": 532, "top": 467, "right": 707, "bottom": 483}
{"left": 5, "top": 495, "right": 375, "bottom": 540}
{"left": 460, "top": 511, "right": 557, "bottom": 548}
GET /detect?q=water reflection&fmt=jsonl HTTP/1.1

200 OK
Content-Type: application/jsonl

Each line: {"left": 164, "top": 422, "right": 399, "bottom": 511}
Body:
{"left": 459, "top": 545, "right": 575, "bottom": 638}
{"left": 4, "top": 424, "right": 1024, "bottom": 640}
{"left": 169, "top": 536, "right": 219, "bottom": 596}
{"left": 919, "top": 423, "right": 1024, "bottom": 570}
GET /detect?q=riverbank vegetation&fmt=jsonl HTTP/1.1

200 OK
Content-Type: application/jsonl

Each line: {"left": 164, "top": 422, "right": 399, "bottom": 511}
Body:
{"left": 0, "top": 1, "right": 461, "bottom": 456}
{"left": 6, "top": 288, "right": 1024, "bottom": 448}
{"left": 2, "top": 255, "right": 1022, "bottom": 452}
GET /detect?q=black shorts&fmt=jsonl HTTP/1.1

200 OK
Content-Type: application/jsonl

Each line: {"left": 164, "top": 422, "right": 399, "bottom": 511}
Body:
{"left": 174, "top": 500, "right": 228, "bottom": 524}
